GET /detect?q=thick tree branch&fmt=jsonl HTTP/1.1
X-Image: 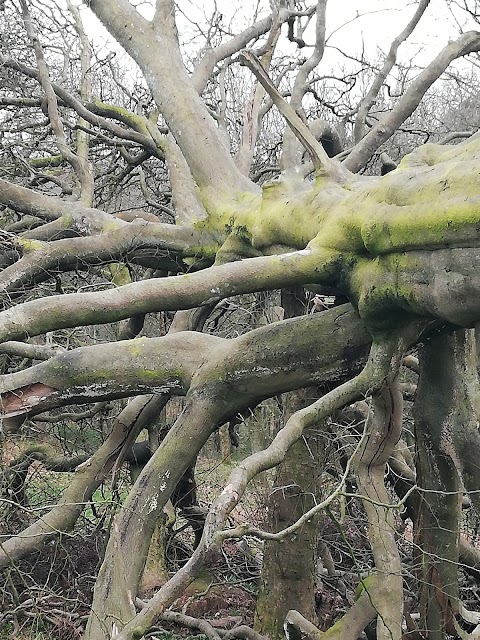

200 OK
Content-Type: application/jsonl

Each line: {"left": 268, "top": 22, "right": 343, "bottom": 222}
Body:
{"left": 0, "top": 221, "right": 218, "bottom": 294}
{"left": 88, "top": 0, "right": 257, "bottom": 204}
{"left": 0, "top": 332, "right": 217, "bottom": 417}
{"left": 0, "top": 304, "right": 370, "bottom": 418}
{"left": 0, "top": 248, "right": 330, "bottom": 343}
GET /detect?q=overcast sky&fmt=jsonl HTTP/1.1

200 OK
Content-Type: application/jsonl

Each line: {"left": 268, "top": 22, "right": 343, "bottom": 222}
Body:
{"left": 77, "top": 1, "right": 476, "bottom": 79}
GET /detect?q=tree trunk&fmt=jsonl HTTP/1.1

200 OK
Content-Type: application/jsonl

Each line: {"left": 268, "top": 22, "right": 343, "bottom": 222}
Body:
{"left": 353, "top": 377, "right": 404, "bottom": 640}
{"left": 254, "top": 413, "right": 324, "bottom": 638}
{"left": 255, "top": 288, "right": 323, "bottom": 638}
{"left": 413, "top": 331, "right": 471, "bottom": 639}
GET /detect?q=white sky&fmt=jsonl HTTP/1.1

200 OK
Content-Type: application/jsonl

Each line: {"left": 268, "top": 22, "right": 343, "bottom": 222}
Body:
{"left": 76, "top": 1, "right": 476, "bottom": 82}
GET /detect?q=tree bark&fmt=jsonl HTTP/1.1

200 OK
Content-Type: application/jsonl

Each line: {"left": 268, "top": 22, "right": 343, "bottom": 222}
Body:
{"left": 254, "top": 414, "right": 323, "bottom": 638}
{"left": 413, "top": 330, "right": 476, "bottom": 638}
{"left": 353, "top": 377, "right": 404, "bottom": 640}
{"left": 255, "top": 288, "right": 323, "bottom": 638}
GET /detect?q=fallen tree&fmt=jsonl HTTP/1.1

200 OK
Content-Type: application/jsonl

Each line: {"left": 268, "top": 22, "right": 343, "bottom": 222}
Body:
{"left": 2, "top": 1, "right": 480, "bottom": 639}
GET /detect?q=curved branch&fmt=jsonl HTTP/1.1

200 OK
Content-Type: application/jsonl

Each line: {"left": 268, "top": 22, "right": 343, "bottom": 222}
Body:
{"left": 0, "top": 248, "right": 330, "bottom": 343}
{"left": 0, "top": 177, "right": 122, "bottom": 225}
{"left": 353, "top": 0, "right": 431, "bottom": 143}
{"left": 0, "top": 221, "right": 219, "bottom": 294}
{"left": 191, "top": 9, "right": 290, "bottom": 95}
{"left": 353, "top": 379, "right": 404, "bottom": 640}
{"left": 108, "top": 338, "right": 403, "bottom": 640}
{"left": 6, "top": 443, "right": 89, "bottom": 472}
{"left": 344, "top": 31, "right": 480, "bottom": 173}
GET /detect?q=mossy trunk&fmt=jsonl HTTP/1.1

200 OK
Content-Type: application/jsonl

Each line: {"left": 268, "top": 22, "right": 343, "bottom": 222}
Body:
{"left": 413, "top": 332, "right": 465, "bottom": 640}
{"left": 140, "top": 511, "right": 169, "bottom": 592}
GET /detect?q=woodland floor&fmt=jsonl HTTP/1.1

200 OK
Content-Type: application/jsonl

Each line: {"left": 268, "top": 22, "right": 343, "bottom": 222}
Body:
{"left": 1, "top": 457, "right": 480, "bottom": 640}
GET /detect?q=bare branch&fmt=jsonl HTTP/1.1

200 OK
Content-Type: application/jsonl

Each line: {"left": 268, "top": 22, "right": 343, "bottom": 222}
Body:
{"left": 353, "top": 0, "right": 431, "bottom": 143}
{"left": 344, "top": 31, "right": 480, "bottom": 173}
{"left": 19, "top": 0, "right": 93, "bottom": 201}
{"left": 0, "top": 54, "right": 164, "bottom": 154}
{"left": 0, "top": 176, "right": 123, "bottom": 225}
{"left": 281, "top": 0, "right": 328, "bottom": 170}
{"left": 0, "top": 341, "right": 65, "bottom": 360}
{"left": 0, "top": 332, "right": 216, "bottom": 416}
{"left": 0, "top": 394, "right": 169, "bottom": 569}
{"left": 67, "top": 0, "right": 94, "bottom": 204}
{"left": 89, "top": 0, "right": 256, "bottom": 201}
{"left": 191, "top": 8, "right": 290, "bottom": 95}
{"left": 239, "top": 50, "right": 349, "bottom": 181}
{"left": 236, "top": 10, "right": 283, "bottom": 176}
{"left": 0, "top": 248, "right": 329, "bottom": 343}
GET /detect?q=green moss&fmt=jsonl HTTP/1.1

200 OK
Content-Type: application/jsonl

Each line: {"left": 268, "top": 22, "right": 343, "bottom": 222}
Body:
{"left": 101, "top": 220, "right": 124, "bottom": 233}
{"left": 61, "top": 213, "right": 73, "bottom": 228}
{"left": 361, "top": 200, "right": 480, "bottom": 254}
{"left": 216, "top": 230, "right": 260, "bottom": 262}
{"left": 108, "top": 263, "right": 131, "bottom": 287}
{"left": 195, "top": 139, "right": 480, "bottom": 263}
{"left": 17, "top": 238, "right": 45, "bottom": 252}
{"left": 90, "top": 98, "right": 149, "bottom": 135}
{"left": 196, "top": 190, "right": 261, "bottom": 233}
{"left": 355, "top": 574, "right": 375, "bottom": 600}
{"left": 126, "top": 337, "right": 147, "bottom": 357}
{"left": 349, "top": 254, "right": 426, "bottom": 330}
{"left": 29, "top": 155, "right": 63, "bottom": 168}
